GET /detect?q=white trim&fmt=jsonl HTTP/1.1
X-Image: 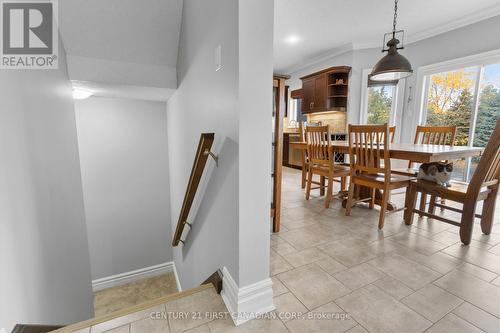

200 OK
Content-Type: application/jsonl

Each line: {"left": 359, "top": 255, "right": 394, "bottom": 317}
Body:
{"left": 92, "top": 262, "right": 181, "bottom": 292}
{"left": 359, "top": 68, "right": 404, "bottom": 142}
{"left": 283, "top": 7, "right": 500, "bottom": 76}
{"left": 220, "top": 267, "right": 275, "bottom": 326}
{"left": 406, "top": 4, "right": 500, "bottom": 46}
{"left": 286, "top": 43, "right": 353, "bottom": 75}
{"left": 416, "top": 49, "right": 500, "bottom": 75}
{"left": 172, "top": 263, "right": 182, "bottom": 292}
{"left": 359, "top": 69, "right": 371, "bottom": 125}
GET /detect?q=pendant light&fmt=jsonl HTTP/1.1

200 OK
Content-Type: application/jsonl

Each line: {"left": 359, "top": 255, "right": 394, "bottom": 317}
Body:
{"left": 370, "top": 0, "right": 413, "bottom": 81}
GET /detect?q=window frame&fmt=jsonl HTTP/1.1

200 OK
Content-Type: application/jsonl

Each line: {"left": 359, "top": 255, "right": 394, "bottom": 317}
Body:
{"left": 413, "top": 49, "right": 500, "bottom": 180}
{"left": 359, "top": 68, "right": 405, "bottom": 142}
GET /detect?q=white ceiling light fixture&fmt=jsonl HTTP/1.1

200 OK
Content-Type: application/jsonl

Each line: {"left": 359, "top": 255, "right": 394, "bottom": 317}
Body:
{"left": 285, "top": 34, "right": 302, "bottom": 45}
{"left": 72, "top": 88, "right": 94, "bottom": 100}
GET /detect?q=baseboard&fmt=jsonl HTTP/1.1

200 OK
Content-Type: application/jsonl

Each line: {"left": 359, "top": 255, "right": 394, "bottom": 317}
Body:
{"left": 220, "top": 267, "right": 275, "bottom": 326}
{"left": 92, "top": 261, "right": 181, "bottom": 292}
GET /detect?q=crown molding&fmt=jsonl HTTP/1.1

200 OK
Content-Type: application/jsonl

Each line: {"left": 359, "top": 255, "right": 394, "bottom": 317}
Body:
{"left": 280, "top": 6, "right": 500, "bottom": 75}
{"left": 285, "top": 43, "right": 353, "bottom": 75}
{"left": 406, "top": 4, "right": 500, "bottom": 45}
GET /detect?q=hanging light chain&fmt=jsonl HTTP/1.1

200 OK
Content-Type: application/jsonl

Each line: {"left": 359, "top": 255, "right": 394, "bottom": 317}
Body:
{"left": 393, "top": 0, "right": 399, "bottom": 32}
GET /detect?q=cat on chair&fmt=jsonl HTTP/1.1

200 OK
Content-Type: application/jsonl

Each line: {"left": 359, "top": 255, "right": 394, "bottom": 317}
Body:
{"left": 417, "top": 162, "right": 453, "bottom": 187}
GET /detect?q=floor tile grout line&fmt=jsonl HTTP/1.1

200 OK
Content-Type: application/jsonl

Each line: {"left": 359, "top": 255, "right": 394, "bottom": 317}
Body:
{"left": 451, "top": 302, "right": 498, "bottom": 332}
{"left": 431, "top": 274, "right": 500, "bottom": 319}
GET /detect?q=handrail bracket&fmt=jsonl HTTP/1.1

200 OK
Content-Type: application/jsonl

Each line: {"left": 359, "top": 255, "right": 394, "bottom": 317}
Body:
{"left": 203, "top": 149, "right": 219, "bottom": 167}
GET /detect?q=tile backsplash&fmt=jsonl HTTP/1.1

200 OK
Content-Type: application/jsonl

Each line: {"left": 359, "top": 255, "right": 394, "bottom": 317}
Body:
{"left": 307, "top": 111, "right": 346, "bottom": 133}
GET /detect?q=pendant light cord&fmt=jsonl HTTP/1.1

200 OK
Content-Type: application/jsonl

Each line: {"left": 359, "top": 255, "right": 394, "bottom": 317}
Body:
{"left": 393, "top": 0, "right": 399, "bottom": 37}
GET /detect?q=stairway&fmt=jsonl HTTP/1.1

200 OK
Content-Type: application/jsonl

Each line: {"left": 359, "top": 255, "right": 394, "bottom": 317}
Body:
{"left": 51, "top": 284, "right": 228, "bottom": 333}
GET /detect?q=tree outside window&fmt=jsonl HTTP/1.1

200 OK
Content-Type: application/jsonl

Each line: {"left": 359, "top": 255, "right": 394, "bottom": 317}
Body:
{"left": 367, "top": 86, "right": 394, "bottom": 125}
{"left": 423, "top": 64, "right": 500, "bottom": 181}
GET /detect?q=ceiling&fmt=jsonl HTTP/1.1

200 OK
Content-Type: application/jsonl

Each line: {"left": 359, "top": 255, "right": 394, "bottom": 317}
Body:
{"left": 59, "top": 0, "right": 183, "bottom": 100}
{"left": 274, "top": 0, "right": 500, "bottom": 73}
{"left": 60, "top": 0, "right": 182, "bottom": 67}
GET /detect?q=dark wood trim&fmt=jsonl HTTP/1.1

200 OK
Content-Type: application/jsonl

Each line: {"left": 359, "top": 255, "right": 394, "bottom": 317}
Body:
{"left": 202, "top": 270, "right": 223, "bottom": 294}
{"left": 12, "top": 324, "right": 64, "bottom": 333}
{"left": 172, "top": 133, "right": 215, "bottom": 246}
{"left": 272, "top": 76, "right": 285, "bottom": 233}
{"left": 300, "top": 66, "right": 351, "bottom": 80}
{"left": 284, "top": 85, "right": 289, "bottom": 117}
{"left": 273, "top": 73, "right": 291, "bottom": 80}
{"left": 290, "top": 89, "right": 303, "bottom": 99}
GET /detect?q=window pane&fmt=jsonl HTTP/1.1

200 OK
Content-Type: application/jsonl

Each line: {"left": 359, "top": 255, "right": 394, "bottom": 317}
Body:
{"left": 469, "top": 63, "right": 500, "bottom": 181}
{"left": 425, "top": 67, "right": 478, "bottom": 146}
{"left": 367, "top": 86, "right": 394, "bottom": 125}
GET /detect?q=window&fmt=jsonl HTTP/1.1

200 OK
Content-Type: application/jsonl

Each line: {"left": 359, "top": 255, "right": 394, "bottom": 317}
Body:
{"left": 366, "top": 85, "right": 396, "bottom": 125}
{"left": 289, "top": 98, "right": 298, "bottom": 123}
{"left": 360, "top": 69, "right": 403, "bottom": 140}
{"left": 420, "top": 59, "right": 500, "bottom": 181}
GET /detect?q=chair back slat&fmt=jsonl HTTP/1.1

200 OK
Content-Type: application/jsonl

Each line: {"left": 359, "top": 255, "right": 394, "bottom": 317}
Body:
{"left": 410, "top": 125, "right": 457, "bottom": 168}
{"left": 305, "top": 125, "right": 330, "bottom": 166}
{"left": 389, "top": 126, "right": 396, "bottom": 143}
{"left": 348, "top": 124, "right": 390, "bottom": 176}
{"left": 468, "top": 118, "right": 500, "bottom": 196}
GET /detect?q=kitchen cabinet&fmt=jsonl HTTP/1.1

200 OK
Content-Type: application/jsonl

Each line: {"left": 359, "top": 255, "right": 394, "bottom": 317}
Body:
{"left": 300, "top": 66, "right": 351, "bottom": 114}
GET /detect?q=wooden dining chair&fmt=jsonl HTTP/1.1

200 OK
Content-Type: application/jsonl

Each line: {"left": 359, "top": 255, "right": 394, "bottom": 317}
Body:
{"left": 345, "top": 124, "right": 413, "bottom": 229}
{"left": 404, "top": 118, "right": 500, "bottom": 245}
{"left": 393, "top": 125, "right": 457, "bottom": 176}
{"left": 300, "top": 121, "right": 321, "bottom": 189}
{"left": 305, "top": 125, "right": 350, "bottom": 208}
{"left": 389, "top": 126, "right": 396, "bottom": 143}
{"left": 392, "top": 125, "right": 457, "bottom": 213}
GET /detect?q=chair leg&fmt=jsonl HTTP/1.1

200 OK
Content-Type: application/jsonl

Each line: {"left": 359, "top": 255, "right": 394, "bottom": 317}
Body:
{"left": 440, "top": 198, "right": 446, "bottom": 211}
{"left": 345, "top": 181, "right": 355, "bottom": 216}
{"left": 419, "top": 193, "right": 427, "bottom": 217}
{"left": 481, "top": 186, "right": 498, "bottom": 235}
{"left": 340, "top": 177, "right": 346, "bottom": 191}
{"left": 301, "top": 153, "right": 307, "bottom": 189}
{"left": 404, "top": 184, "right": 417, "bottom": 225}
{"left": 369, "top": 188, "right": 375, "bottom": 209}
{"left": 460, "top": 202, "right": 477, "bottom": 245}
{"left": 429, "top": 195, "right": 436, "bottom": 214}
{"left": 325, "top": 176, "right": 334, "bottom": 208}
{"left": 378, "top": 188, "right": 389, "bottom": 229}
{"left": 305, "top": 168, "right": 313, "bottom": 200}
{"left": 320, "top": 176, "right": 325, "bottom": 196}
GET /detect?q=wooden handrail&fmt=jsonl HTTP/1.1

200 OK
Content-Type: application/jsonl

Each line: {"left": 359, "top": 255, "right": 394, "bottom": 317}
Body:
{"left": 172, "top": 133, "right": 216, "bottom": 246}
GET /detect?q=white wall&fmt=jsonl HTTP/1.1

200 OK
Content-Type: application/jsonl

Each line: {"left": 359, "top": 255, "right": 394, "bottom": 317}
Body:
{"left": 166, "top": 0, "right": 239, "bottom": 289}
{"left": 0, "top": 37, "right": 94, "bottom": 331}
{"left": 286, "top": 15, "right": 500, "bottom": 143}
{"left": 238, "top": 0, "right": 273, "bottom": 287}
{"left": 166, "top": 0, "right": 273, "bottom": 291}
{"left": 75, "top": 97, "right": 172, "bottom": 280}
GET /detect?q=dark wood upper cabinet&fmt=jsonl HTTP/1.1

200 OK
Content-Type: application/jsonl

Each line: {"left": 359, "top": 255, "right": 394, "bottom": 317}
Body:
{"left": 300, "top": 66, "right": 351, "bottom": 114}
{"left": 301, "top": 78, "right": 314, "bottom": 113}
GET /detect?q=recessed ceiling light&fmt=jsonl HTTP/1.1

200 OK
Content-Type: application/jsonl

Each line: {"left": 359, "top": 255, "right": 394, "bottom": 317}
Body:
{"left": 285, "top": 34, "right": 301, "bottom": 44}
{"left": 72, "top": 88, "right": 94, "bottom": 100}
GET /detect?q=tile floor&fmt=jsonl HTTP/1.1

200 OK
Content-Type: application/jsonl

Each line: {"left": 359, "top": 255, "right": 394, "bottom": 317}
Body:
{"left": 79, "top": 167, "right": 500, "bottom": 332}
{"left": 266, "top": 167, "right": 500, "bottom": 333}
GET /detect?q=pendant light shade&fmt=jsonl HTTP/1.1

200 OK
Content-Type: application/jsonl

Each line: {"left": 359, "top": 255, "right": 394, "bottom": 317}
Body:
{"left": 370, "top": 38, "right": 413, "bottom": 81}
{"left": 370, "top": 0, "right": 412, "bottom": 82}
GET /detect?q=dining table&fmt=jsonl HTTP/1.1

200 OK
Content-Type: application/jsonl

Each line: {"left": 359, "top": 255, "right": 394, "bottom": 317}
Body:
{"left": 290, "top": 141, "right": 484, "bottom": 210}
